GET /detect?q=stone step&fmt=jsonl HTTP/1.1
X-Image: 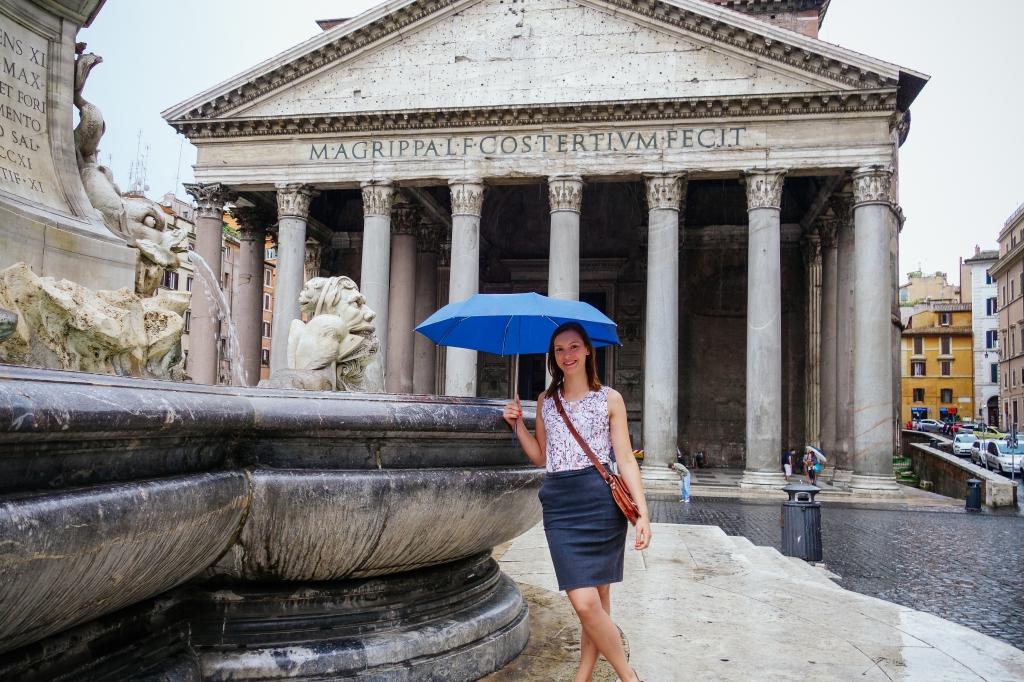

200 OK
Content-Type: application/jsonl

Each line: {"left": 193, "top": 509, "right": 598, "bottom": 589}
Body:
{"left": 728, "top": 537, "right": 844, "bottom": 592}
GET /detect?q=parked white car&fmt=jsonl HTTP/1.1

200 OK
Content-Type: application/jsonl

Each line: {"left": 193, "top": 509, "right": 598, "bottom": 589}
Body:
{"left": 980, "top": 440, "right": 1024, "bottom": 475}
{"left": 952, "top": 433, "right": 979, "bottom": 456}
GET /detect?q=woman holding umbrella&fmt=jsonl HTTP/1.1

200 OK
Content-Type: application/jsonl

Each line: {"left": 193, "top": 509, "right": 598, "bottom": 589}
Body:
{"left": 503, "top": 321, "right": 651, "bottom": 682}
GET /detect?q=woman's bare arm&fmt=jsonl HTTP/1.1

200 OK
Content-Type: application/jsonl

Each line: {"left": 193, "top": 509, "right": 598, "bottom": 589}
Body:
{"left": 503, "top": 397, "right": 547, "bottom": 468}
{"left": 607, "top": 389, "right": 651, "bottom": 550}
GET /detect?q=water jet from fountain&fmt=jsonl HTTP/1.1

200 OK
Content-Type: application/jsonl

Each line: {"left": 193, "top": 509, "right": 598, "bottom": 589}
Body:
{"left": 188, "top": 251, "right": 247, "bottom": 386}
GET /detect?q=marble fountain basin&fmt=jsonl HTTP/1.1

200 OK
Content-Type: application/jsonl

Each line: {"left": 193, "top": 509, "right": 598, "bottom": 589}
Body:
{"left": 0, "top": 366, "right": 542, "bottom": 681}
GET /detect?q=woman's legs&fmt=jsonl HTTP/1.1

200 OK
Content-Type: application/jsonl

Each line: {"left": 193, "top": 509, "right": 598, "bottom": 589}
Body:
{"left": 567, "top": 585, "right": 637, "bottom": 682}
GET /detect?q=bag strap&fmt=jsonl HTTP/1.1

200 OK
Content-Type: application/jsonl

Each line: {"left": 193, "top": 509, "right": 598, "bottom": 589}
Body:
{"left": 551, "top": 389, "right": 613, "bottom": 482}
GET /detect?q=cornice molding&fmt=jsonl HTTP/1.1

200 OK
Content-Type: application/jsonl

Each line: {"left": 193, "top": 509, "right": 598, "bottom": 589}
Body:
{"left": 169, "top": 88, "right": 897, "bottom": 140}
{"left": 164, "top": 0, "right": 903, "bottom": 129}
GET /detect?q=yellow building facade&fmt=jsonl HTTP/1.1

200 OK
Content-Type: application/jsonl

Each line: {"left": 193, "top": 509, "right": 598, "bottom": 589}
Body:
{"left": 902, "top": 303, "right": 974, "bottom": 424}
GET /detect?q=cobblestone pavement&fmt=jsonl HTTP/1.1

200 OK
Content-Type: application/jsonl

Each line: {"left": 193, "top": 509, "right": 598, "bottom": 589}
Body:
{"left": 649, "top": 485, "right": 1024, "bottom": 651}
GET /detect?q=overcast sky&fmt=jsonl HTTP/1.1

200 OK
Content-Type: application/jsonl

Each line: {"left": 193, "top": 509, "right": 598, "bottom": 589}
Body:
{"left": 78, "top": 0, "right": 1024, "bottom": 284}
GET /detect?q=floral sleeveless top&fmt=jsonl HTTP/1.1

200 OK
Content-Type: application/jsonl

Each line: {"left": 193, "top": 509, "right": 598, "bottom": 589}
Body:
{"left": 542, "top": 386, "right": 613, "bottom": 473}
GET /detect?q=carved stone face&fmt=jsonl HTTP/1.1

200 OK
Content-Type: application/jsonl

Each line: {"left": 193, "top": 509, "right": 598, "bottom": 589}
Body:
{"left": 298, "top": 277, "right": 377, "bottom": 333}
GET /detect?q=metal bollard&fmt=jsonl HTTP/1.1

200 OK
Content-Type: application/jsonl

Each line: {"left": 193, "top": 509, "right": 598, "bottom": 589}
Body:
{"left": 929, "top": 438, "right": 938, "bottom": 448}
{"left": 966, "top": 478, "right": 982, "bottom": 510}
{"left": 781, "top": 483, "right": 822, "bottom": 562}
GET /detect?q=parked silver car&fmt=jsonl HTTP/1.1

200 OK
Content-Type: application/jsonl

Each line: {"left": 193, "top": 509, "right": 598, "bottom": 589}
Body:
{"left": 952, "top": 433, "right": 979, "bottom": 456}
{"left": 915, "top": 418, "right": 944, "bottom": 433}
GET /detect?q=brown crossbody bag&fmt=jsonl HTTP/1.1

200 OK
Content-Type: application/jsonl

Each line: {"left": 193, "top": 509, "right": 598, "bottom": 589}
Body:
{"left": 551, "top": 389, "right": 641, "bottom": 526}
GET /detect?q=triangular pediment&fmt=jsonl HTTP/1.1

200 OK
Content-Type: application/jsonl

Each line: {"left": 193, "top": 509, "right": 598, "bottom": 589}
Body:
{"left": 163, "top": 0, "right": 926, "bottom": 129}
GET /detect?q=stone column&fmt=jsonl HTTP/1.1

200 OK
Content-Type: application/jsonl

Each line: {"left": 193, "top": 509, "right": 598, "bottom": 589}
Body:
{"left": 304, "top": 240, "right": 324, "bottom": 282}
{"left": 232, "top": 205, "right": 275, "bottom": 386}
{"left": 804, "top": 231, "right": 822, "bottom": 448}
{"left": 641, "top": 173, "right": 686, "bottom": 480}
{"left": 850, "top": 165, "right": 901, "bottom": 493}
{"left": 360, "top": 180, "right": 395, "bottom": 391}
{"left": 435, "top": 238, "right": 451, "bottom": 396}
{"left": 270, "top": 183, "right": 317, "bottom": 374}
{"left": 832, "top": 193, "right": 856, "bottom": 480}
{"left": 414, "top": 219, "right": 442, "bottom": 394}
{"left": 445, "top": 179, "right": 485, "bottom": 397}
{"left": 547, "top": 175, "right": 584, "bottom": 301}
{"left": 819, "top": 217, "right": 839, "bottom": 466}
{"left": 385, "top": 194, "right": 419, "bottom": 394}
{"left": 740, "top": 169, "right": 787, "bottom": 489}
{"left": 183, "top": 182, "right": 235, "bottom": 385}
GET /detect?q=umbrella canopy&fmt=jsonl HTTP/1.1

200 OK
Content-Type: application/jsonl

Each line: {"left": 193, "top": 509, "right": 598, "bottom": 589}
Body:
{"left": 415, "top": 293, "right": 620, "bottom": 355}
{"left": 806, "top": 445, "right": 826, "bottom": 463}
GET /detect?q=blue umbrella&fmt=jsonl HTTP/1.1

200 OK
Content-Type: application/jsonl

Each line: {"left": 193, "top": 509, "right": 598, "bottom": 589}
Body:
{"left": 416, "top": 293, "right": 621, "bottom": 444}
{"left": 415, "top": 292, "right": 620, "bottom": 357}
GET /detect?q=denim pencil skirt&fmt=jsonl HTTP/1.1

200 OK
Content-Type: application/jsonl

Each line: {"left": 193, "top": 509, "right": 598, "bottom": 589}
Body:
{"left": 539, "top": 466, "right": 628, "bottom": 592}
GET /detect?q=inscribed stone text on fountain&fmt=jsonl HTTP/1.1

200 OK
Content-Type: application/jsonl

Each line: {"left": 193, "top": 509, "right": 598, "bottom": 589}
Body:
{"left": 0, "top": 13, "right": 66, "bottom": 212}
{"left": 310, "top": 127, "right": 747, "bottom": 162}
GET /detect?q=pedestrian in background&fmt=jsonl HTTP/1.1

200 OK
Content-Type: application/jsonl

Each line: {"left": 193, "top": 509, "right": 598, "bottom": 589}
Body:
{"left": 803, "top": 447, "right": 818, "bottom": 485}
{"left": 670, "top": 461, "right": 691, "bottom": 503}
{"left": 782, "top": 447, "right": 796, "bottom": 483}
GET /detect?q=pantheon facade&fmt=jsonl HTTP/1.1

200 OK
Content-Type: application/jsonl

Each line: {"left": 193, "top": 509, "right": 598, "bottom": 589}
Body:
{"left": 164, "top": 0, "right": 927, "bottom": 490}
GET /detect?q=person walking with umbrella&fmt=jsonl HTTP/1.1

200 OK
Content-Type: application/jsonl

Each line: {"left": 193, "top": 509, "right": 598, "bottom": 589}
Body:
{"left": 504, "top": 321, "right": 651, "bottom": 682}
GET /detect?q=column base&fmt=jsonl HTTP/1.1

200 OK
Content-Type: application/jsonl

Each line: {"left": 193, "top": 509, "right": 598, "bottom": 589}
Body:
{"left": 640, "top": 466, "right": 678, "bottom": 491}
{"left": 848, "top": 473, "right": 903, "bottom": 498}
{"left": 739, "top": 470, "right": 788, "bottom": 490}
{"left": 831, "top": 468, "right": 854, "bottom": 488}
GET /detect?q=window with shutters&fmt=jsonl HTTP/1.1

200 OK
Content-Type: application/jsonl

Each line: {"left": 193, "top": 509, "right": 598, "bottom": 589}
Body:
{"left": 262, "top": 321, "right": 271, "bottom": 338}
{"left": 184, "top": 311, "right": 191, "bottom": 333}
{"left": 261, "top": 348, "right": 270, "bottom": 365}
{"left": 913, "top": 388, "right": 925, "bottom": 402}
{"left": 913, "top": 337, "right": 923, "bottom": 354}
{"left": 940, "top": 389, "right": 953, "bottom": 403}
{"left": 939, "top": 313, "right": 951, "bottom": 326}
{"left": 911, "top": 361, "right": 926, "bottom": 376}
{"left": 263, "top": 293, "right": 272, "bottom": 311}
{"left": 987, "top": 330, "right": 999, "bottom": 348}
{"left": 941, "top": 361, "right": 951, "bottom": 377}
{"left": 992, "top": 364, "right": 1000, "bottom": 383}
{"left": 264, "top": 268, "right": 272, "bottom": 287}
{"left": 940, "top": 337, "right": 951, "bottom": 355}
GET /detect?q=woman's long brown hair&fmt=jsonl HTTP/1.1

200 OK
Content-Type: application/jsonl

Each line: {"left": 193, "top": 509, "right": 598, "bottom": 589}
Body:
{"left": 546, "top": 321, "right": 602, "bottom": 396}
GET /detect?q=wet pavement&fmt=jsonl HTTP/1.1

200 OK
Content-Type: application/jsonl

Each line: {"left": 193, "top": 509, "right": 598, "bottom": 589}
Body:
{"left": 649, "top": 483, "right": 1024, "bottom": 651}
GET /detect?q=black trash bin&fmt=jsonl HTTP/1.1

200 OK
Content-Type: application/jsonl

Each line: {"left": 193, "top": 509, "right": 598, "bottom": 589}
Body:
{"left": 966, "top": 478, "right": 982, "bottom": 510}
{"left": 781, "top": 483, "right": 822, "bottom": 562}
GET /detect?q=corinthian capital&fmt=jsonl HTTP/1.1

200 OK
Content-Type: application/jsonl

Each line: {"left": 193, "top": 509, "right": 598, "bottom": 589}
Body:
{"left": 449, "top": 178, "right": 485, "bottom": 216}
{"left": 804, "top": 232, "right": 822, "bottom": 265}
{"left": 391, "top": 193, "right": 420, "bottom": 236}
{"left": 829, "top": 192, "right": 855, "bottom": 228}
{"left": 417, "top": 217, "right": 444, "bottom": 253}
{"left": 231, "top": 205, "right": 276, "bottom": 241}
{"left": 184, "top": 182, "right": 236, "bottom": 220}
{"left": 275, "top": 183, "right": 318, "bottom": 219}
{"left": 644, "top": 172, "right": 688, "bottom": 211}
{"left": 744, "top": 169, "right": 787, "bottom": 210}
{"left": 818, "top": 217, "right": 839, "bottom": 248}
{"left": 548, "top": 174, "right": 584, "bottom": 213}
{"left": 851, "top": 165, "right": 893, "bottom": 205}
{"left": 361, "top": 180, "right": 395, "bottom": 217}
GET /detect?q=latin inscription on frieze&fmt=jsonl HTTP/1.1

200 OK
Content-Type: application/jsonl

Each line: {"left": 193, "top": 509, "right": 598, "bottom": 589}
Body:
{"left": 0, "top": 12, "right": 65, "bottom": 212}
{"left": 309, "top": 127, "right": 746, "bottom": 162}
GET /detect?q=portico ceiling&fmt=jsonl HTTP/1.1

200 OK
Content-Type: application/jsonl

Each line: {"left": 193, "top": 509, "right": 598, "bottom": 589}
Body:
{"left": 162, "top": 0, "right": 926, "bottom": 137}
